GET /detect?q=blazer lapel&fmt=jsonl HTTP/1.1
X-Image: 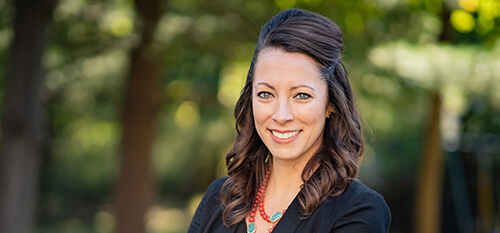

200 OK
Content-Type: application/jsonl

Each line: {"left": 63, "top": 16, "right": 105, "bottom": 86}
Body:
{"left": 234, "top": 221, "right": 248, "bottom": 233}
{"left": 271, "top": 196, "right": 304, "bottom": 233}
{"left": 200, "top": 207, "right": 242, "bottom": 233}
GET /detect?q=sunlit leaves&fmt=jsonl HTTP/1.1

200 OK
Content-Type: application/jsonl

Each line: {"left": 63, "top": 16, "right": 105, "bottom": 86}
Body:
{"left": 459, "top": 0, "right": 479, "bottom": 12}
{"left": 451, "top": 9, "right": 476, "bottom": 33}
{"left": 174, "top": 101, "right": 200, "bottom": 128}
{"left": 217, "top": 61, "right": 247, "bottom": 108}
{"left": 478, "top": 0, "right": 500, "bottom": 20}
{"left": 368, "top": 41, "right": 500, "bottom": 94}
{"left": 452, "top": 0, "right": 500, "bottom": 35}
{"left": 102, "top": 11, "right": 134, "bottom": 38}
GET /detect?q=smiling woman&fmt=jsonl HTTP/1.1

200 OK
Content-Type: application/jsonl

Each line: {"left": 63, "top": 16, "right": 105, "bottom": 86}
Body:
{"left": 188, "top": 8, "right": 391, "bottom": 233}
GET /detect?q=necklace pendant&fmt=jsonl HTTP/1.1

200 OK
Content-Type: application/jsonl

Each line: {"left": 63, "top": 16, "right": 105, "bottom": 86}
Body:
{"left": 269, "top": 212, "right": 283, "bottom": 223}
{"left": 248, "top": 222, "right": 256, "bottom": 233}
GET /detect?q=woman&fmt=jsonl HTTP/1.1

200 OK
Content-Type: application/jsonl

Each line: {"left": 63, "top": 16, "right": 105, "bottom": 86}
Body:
{"left": 188, "top": 8, "right": 391, "bottom": 233}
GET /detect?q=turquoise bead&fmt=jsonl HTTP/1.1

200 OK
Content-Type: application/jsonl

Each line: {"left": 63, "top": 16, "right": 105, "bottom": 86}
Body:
{"left": 270, "top": 212, "right": 283, "bottom": 223}
{"left": 248, "top": 222, "right": 256, "bottom": 233}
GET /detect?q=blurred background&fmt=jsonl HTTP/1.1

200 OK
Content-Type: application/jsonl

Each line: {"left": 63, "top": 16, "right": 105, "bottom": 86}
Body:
{"left": 0, "top": 0, "right": 499, "bottom": 233}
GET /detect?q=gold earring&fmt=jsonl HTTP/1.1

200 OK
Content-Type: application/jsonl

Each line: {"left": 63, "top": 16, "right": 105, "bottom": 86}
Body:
{"left": 326, "top": 105, "right": 334, "bottom": 118}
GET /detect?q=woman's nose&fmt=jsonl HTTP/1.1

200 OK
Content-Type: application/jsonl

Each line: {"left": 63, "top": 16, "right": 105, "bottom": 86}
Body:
{"left": 272, "top": 99, "right": 294, "bottom": 125}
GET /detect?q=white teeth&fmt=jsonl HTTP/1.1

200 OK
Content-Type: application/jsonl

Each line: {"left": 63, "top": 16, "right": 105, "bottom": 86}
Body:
{"left": 272, "top": 130, "right": 300, "bottom": 139}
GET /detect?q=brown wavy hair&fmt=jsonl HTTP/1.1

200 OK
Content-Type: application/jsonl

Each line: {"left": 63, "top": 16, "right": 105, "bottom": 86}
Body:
{"left": 221, "top": 8, "right": 364, "bottom": 227}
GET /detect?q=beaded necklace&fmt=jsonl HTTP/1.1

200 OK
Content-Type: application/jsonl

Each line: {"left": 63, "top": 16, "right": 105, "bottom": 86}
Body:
{"left": 248, "top": 168, "right": 287, "bottom": 233}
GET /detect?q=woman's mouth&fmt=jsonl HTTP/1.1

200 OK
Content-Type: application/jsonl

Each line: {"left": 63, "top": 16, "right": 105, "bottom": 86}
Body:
{"left": 270, "top": 130, "right": 301, "bottom": 143}
{"left": 271, "top": 130, "right": 300, "bottom": 139}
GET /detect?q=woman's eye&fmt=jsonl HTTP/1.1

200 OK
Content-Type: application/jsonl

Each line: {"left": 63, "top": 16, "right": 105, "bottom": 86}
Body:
{"left": 257, "top": 92, "right": 273, "bottom": 99}
{"left": 295, "top": 93, "right": 312, "bottom": 100}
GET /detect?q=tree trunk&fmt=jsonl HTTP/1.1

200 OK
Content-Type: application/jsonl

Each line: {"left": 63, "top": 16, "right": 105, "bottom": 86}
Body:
{"left": 414, "top": 91, "right": 443, "bottom": 233}
{"left": 0, "top": 0, "right": 55, "bottom": 232}
{"left": 414, "top": 3, "right": 453, "bottom": 232}
{"left": 114, "top": 0, "right": 163, "bottom": 233}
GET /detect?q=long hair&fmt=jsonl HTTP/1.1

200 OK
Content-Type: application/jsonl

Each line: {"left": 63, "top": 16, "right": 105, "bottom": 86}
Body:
{"left": 221, "top": 8, "right": 364, "bottom": 227}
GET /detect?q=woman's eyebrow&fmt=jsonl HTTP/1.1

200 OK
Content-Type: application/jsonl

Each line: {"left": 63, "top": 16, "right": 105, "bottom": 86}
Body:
{"left": 290, "top": 84, "right": 315, "bottom": 91}
{"left": 255, "top": 82, "right": 275, "bottom": 90}
{"left": 255, "top": 83, "right": 315, "bottom": 92}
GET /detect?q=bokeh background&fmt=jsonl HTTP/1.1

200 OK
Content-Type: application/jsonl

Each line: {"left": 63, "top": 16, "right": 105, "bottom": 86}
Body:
{"left": 0, "top": 0, "right": 499, "bottom": 233}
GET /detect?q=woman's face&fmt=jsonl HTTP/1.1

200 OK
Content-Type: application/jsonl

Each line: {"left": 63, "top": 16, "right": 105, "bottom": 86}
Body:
{"left": 252, "top": 48, "right": 330, "bottom": 166}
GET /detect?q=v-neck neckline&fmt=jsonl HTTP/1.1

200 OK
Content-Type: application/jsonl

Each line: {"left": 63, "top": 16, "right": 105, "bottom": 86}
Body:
{"left": 240, "top": 194, "right": 304, "bottom": 233}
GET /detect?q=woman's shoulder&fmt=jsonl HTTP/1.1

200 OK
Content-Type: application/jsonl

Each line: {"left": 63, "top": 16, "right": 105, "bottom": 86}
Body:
{"left": 345, "top": 180, "right": 387, "bottom": 202}
{"left": 187, "top": 177, "right": 229, "bottom": 233}
{"left": 323, "top": 180, "right": 391, "bottom": 231}
{"left": 193, "top": 177, "right": 229, "bottom": 213}
{"left": 203, "top": 176, "right": 228, "bottom": 197}
{"left": 331, "top": 180, "right": 390, "bottom": 213}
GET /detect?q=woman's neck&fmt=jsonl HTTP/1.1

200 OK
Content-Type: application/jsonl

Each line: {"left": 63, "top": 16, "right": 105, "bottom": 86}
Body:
{"left": 266, "top": 160, "right": 305, "bottom": 202}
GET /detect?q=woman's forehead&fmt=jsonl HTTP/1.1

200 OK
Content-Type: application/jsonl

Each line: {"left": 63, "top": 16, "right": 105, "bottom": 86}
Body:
{"left": 253, "top": 49, "right": 325, "bottom": 89}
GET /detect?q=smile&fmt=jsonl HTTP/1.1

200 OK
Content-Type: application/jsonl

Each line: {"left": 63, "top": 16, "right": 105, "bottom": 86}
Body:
{"left": 271, "top": 130, "right": 301, "bottom": 139}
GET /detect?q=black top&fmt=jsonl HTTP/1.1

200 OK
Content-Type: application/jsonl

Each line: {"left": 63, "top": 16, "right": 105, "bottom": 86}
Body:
{"left": 188, "top": 177, "right": 391, "bottom": 233}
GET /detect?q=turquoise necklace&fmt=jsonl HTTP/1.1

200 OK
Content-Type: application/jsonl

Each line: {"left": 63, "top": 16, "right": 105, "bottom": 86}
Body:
{"left": 248, "top": 168, "right": 287, "bottom": 233}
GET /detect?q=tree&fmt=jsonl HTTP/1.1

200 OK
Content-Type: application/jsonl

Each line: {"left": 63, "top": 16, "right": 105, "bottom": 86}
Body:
{"left": 114, "top": 0, "right": 164, "bottom": 233}
{"left": 0, "top": 0, "right": 56, "bottom": 232}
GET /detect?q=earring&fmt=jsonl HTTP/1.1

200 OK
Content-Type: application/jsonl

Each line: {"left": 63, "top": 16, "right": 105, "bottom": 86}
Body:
{"left": 326, "top": 105, "right": 334, "bottom": 118}
{"left": 326, "top": 111, "right": 333, "bottom": 118}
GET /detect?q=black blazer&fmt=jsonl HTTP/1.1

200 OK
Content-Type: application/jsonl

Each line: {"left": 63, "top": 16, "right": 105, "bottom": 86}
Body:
{"left": 188, "top": 177, "right": 391, "bottom": 233}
